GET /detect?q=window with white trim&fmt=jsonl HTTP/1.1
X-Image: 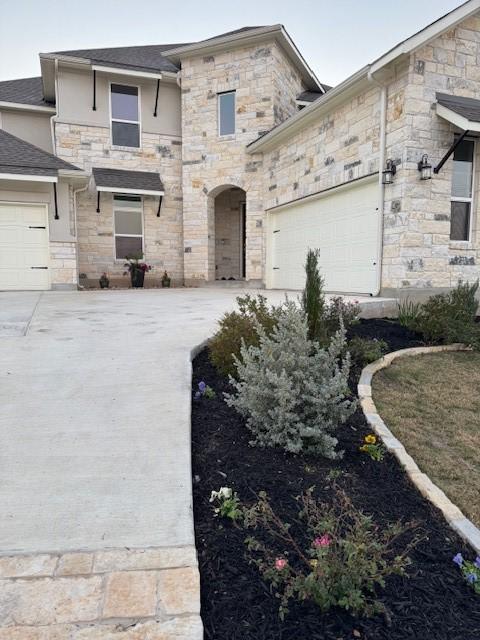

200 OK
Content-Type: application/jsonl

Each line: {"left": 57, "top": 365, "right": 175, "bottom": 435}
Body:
{"left": 113, "top": 195, "right": 143, "bottom": 259}
{"left": 218, "top": 91, "right": 236, "bottom": 136}
{"left": 450, "top": 138, "right": 475, "bottom": 241}
{"left": 111, "top": 84, "right": 140, "bottom": 147}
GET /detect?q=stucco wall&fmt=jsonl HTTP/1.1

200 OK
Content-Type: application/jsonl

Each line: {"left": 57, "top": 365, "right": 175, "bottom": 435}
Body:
{"left": 0, "top": 110, "right": 53, "bottom": 153}
{"left": 57, "top": 68, "right": 181, "bottom": 137}
{"left": 180, "top": 40, "right": 304, "bottom": 285}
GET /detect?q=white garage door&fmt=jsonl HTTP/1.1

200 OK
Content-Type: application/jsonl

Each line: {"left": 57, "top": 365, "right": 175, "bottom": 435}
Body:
{"left": 267, "top": 179, "right": 379, "bottom": 294}
{"left": 0, "top": 203, "right": 50, "bottom": 290}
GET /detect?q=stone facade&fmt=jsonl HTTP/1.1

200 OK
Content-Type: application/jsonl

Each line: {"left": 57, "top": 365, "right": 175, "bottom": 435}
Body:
{"left": 180, "top": 41, "right": 305, "bottom": 285}
{"left": 50, "top": 241, "right": 77, "bottom": 289}
{"left": 380, "top": 16, "right": 480, "bottom": 293}
{"left": 55, "top": 122, "right": 184, "bottom": 287}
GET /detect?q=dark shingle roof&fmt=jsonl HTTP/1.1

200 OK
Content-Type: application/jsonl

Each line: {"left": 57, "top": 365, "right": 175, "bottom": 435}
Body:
{"left": 0, "top": 77, "right": 52, "bottom": 107}
{"left": 297, "top": 87, "right": 332, "bottom": 103}
{"left": 0, "top": 130, "right": 81, "bottom": 176}
{"left": 92, "top": 167, "right": 164, "bottom": 192}
{"left": 437, "top": 92, "right": 480, "bottom": 122}
{"left": 54, "top": 44, "right": 188, "bottom": 74}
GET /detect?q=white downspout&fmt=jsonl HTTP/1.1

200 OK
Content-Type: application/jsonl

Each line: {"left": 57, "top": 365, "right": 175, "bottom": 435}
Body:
{"left": 50, "top": 59, "right": 59, "bottom": 154}
{"left": 368, "top": 73, "right": 387, "bottom": 297}
{"left": 72, "top": 182, "right": 89, "bottom": 288}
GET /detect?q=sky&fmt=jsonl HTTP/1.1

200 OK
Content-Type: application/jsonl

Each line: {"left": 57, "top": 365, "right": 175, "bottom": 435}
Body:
{"left": 0, "top": 0, "right": 465, "bottom": 87}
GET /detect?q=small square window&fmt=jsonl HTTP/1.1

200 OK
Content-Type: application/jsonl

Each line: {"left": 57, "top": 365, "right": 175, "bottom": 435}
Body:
{"left": 218, "top": 91, "right": 235, "bottom": 136}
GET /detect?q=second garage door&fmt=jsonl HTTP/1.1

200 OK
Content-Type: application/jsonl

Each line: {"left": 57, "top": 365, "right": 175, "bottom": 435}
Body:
{"left": 266, "top": 179, "right": 380, "bottom": 294}
{"left": 0, "top": 203, "right": 50, "bottom": 291}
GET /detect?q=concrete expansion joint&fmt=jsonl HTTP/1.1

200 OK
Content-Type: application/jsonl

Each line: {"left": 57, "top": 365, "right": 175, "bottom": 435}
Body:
{"left": 358, "top": 344, "right": 480, "bottom": 555}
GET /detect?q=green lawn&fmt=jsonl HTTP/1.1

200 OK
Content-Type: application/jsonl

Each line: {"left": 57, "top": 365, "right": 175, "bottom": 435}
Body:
{"left": 373, "top": 351, "right": 480, "bottom": 528}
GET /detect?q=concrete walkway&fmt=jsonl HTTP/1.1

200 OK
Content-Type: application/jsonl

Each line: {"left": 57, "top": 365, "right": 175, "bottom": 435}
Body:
{"left": 0, "top": 288, "right": 396, "bottom": 638}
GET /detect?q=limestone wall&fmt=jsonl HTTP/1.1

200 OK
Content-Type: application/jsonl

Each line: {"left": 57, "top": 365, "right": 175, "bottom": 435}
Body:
{"left": 55, "top": 122, "right": 184, "bottom": 286}
{"left": 180, "top": 41, "right": 304, "bottom": 285}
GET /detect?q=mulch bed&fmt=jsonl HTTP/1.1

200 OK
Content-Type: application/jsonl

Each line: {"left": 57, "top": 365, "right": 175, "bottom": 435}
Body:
{"left": 191, "top": 318, "right": 480, "bottom": 640}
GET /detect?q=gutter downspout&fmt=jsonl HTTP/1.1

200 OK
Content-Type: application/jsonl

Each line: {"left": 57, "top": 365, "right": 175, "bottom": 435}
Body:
{"left": 368, "top": 73, "right": 387, "bottom": 297}
{"left": 49, "top": 59, "right": 59, "bottom": 155}
{"left": 73, "top": 181, "right": 89, "bottom": 289}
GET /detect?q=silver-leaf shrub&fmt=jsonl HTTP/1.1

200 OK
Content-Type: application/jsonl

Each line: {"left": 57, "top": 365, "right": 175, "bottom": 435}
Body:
{"left": 224, "top": 301, "right": 356, "bottom": 458}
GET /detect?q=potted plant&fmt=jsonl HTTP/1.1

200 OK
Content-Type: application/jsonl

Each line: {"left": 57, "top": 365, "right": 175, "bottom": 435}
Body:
{"left": 99, "top": 272, "right": 110, "bottom": 289}
{"left": 161, "top": 270, "right": 171, "bottom": 288}
{"left": 123, "top": 254, "right": 152, "bottom": 288}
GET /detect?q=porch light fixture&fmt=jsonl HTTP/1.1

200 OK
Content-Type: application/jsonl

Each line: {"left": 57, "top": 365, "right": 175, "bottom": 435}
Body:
{"left": 417, "top": 154, "right": 432, "bottom": 181}
{"left": 382, "top": 159, "right": 397, "bottom": 185}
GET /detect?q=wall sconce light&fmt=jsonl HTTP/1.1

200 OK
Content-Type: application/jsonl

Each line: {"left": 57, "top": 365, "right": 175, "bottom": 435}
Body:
{"left": 382, "top": 159, "right": 397, "bottom": 185}
{"left": 417, "top": 154, "right": 432, "bottom": 181}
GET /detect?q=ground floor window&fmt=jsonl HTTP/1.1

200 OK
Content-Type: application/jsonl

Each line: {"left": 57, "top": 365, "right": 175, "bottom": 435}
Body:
{"left": 450, "top": 138, "right": 475, "bottom": 241}
{"left": 113, "top": 195, "right": 143, "bottom": 259}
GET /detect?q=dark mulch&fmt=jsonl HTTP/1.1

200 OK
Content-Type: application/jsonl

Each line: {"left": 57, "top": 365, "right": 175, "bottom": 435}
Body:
{"left": 191, "top": 318, "right": 480, "bottom": 640}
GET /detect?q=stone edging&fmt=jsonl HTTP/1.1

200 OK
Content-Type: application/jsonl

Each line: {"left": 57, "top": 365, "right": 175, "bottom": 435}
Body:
{"left": 358, "top": 344, "right": 480, "bottom": 555}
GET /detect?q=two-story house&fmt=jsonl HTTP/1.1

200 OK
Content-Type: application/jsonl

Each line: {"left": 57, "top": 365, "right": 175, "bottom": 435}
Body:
{"left": 2, "top": 0, "right": 480, "bottom": 297}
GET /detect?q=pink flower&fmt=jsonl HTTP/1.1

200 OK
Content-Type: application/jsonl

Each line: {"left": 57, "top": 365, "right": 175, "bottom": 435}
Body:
{"left": 275, "top": 558, "right": 287, "bottom": 570}
{"left": 313, "top": 534, "right": 332, "bottom": 548}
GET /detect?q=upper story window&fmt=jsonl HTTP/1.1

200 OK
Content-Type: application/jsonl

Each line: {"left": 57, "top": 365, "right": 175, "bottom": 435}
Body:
{"left": 218, "top": 91, "right": 236, "bottom": 136}
{"left": 111, "top": 84, "right": 140, "bottom": 148}
{"left": 450, "top": 138, "right": 475, "bottom": 241}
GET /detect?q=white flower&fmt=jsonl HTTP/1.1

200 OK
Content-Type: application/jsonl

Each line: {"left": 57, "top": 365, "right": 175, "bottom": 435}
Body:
{"left": 209, "top": 487, "right": 232, "bottom": 503}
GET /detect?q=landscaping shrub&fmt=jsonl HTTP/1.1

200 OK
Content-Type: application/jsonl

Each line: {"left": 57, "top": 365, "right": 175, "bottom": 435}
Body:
{"left": 397, "top": 298, "right": 422, "bottom": 330}
{"left": 302, "top": 250, "right": 360, "bottom": 346}
{"left": 325, "top": 296, "right": 360, "bottom": 336}
{"left": 348, "top": 336, "right": 388, "bottom": 369}
{"left": 225, "top": 301, "right": 356, "bottom": 458}
{"left": 209, "top": 294, "right": 282, "bottom": 377}
{"left": 302, "top": 249, "right": 328, "bottom": 344}
{"left": 243, "top": 487, "right": 417, "bottom": 618}
{"left": 414, "top": 280, "right": 479, "bottom": 348}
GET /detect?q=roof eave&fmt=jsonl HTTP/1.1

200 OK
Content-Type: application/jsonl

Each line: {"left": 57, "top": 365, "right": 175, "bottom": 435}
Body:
{"left": 370, "top": 0, "right": 480, "bottom": 75}
{"left": 436, "top": 102, "right": 480, "bottom": 132}
{"left": 0, "top": 101, "right": 55, "bottom": 114}
{"left": 164, "top": 25, "right": 322, "bottom": 91}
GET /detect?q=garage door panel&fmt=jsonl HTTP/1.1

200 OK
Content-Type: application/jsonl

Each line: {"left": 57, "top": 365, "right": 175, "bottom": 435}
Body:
{"left": 268, "top": 181, "right": 378, "bottom": 294}
{"left": 0, "top": 203, "right": 50, "bottom": 290}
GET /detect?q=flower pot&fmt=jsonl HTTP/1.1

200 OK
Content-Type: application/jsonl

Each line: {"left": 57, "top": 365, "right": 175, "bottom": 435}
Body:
{"left": 162, "top": 279, "right": 171, "bottom": 288}
{"left": 131, "top": 269, "right": 145, "bottom": 288}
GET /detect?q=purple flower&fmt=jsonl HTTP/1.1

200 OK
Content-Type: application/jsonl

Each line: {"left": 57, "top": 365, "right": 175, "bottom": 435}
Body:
{"left": 466, "top": 573, "right": 478, "bottom": 584}
{"left": 193, "top": 391, "right": 202, "bottom": 402}
{"left": 453, "top": 553, "right": 464, "bottom": 567}
{"left": 475, "top": 557, "right": 480, "bottom": 569}
{"left": 198, "top": 381, "right": 206, "bottom": 393}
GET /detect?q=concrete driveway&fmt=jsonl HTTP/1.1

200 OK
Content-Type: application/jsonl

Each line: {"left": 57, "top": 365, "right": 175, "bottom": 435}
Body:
{"left": 0, "top": 288, "right": 394, "bottom": 637}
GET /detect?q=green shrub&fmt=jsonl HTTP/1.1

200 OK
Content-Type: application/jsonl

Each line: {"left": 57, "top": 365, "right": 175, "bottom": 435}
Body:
{"left": 325, "top": 296, "right": 360, "bottom": 336}
{"left": 243, "top": 487, "right": 417, "bottom": 619}
{"left": 348, "top": 336, "right": 388, "bottom": 369}
{"left": 225, "top": 301, "right": 356, "bottom": 458}
{"left": 302, "top": 250, "right": 360, "bottom": 345}
{"left": 414, "top": 280, "right": 479, "bottom": 347}
{"left": 397, "top": 298, "right": 422, "bottom": 330}
{"left": 209, "top": 294, "right": 281, "bottom": 377}
{"left": 302, "top": 249, "right": 328, "bottom": 344}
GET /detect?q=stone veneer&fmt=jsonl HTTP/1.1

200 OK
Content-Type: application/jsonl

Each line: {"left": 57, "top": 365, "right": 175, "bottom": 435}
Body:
{"left": 0, "top": 546, "right": 202, "bottom": 639}
{"left": 260, "top": 13, "right": 480, "bottom": 295}
{"left": 180, "top": 41, "right": 305, "bottom": 285}
{"left": 55, "top": 123, "right": 184, "bottom": 287}
{"left": 50, "top": 242, "right": 77, "bottom": 289}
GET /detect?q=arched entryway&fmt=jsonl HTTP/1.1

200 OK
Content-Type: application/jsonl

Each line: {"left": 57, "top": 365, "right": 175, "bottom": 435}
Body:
{"left": 211, "top": 186, "right": 246, "bottom": 281}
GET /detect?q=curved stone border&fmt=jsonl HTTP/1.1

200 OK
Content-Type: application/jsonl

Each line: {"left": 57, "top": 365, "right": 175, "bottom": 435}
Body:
{"left": 358, "top": 344, "right": 480, "bottom": 555}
